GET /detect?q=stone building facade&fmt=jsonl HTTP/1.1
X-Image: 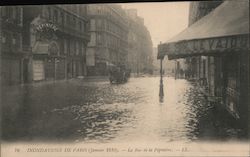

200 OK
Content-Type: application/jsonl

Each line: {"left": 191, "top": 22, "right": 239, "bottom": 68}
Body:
{"left": 126, "top": 9, "right": 153, "bottom": 75}
{"left": 86, "top": 5, "right": 153, "bottom": 76}
{"left": 24, "top": 5, "right": 90, "bottom": 81}
{"left": 1, "top": 6, "right": 30, "bottom": 85}
{"left": 186, "top": 1, "right": 249, "bottom": 124}
{"left": 186, "top": 1, "right": 223, "bottom": 84}
{"left": 1, "top": 5, "right": 90, "bottom": 86}
{"left": 86, "top": 4, "right": 129, "bottom": 76}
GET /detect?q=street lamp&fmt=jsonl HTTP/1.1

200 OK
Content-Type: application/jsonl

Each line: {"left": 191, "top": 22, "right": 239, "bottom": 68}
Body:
{"left": 158, "top": 41, "right": 164, "bottom": 102}
{"left": 159, "top": 57, "right": 164, "bottom": 102}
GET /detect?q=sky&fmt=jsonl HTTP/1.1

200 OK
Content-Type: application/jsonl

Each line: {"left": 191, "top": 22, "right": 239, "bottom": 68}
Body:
{"left": 122, "top": 2, "right": 190, "bottom": 47}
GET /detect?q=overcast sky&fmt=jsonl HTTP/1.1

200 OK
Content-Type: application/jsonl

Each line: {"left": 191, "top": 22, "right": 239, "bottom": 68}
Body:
{"left": 122, "top": 2, "right": 190, "bottom": 47}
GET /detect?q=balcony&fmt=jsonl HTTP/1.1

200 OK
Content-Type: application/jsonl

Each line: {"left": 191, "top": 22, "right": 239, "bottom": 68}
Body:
{"left": 57, "top": 25, "right": 90, "bottom": 41}
{"left": 22, "top": 45, "right": 32, "bottom": 53}
{"left": 2, "top": 18, "right": 23, "bottom": 31}
{"left": 2, "top": 43, "right": 31, "bottom": 55}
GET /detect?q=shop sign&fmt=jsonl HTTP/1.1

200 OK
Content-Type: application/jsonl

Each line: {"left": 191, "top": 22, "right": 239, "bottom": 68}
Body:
{"left": 36, "top": 23, "right": 58, "bottom": 32}
{"left": 158, "top": 35, "right": 249, "bottom": 58}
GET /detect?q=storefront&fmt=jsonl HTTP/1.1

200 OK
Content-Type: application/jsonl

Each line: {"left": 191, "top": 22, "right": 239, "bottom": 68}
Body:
{"left": 32, "top": 40, "right": 67, "bottom": 81}
{"left": 158, "top": 1, "right": 249, "bottom": 123}
{"left": 32, "top": 59, "right": 45, "bottom": 81}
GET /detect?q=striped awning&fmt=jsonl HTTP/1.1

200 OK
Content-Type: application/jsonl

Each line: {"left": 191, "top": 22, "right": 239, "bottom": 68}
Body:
{"left": 158, "top": 0, "right": 249, "bottom": 60}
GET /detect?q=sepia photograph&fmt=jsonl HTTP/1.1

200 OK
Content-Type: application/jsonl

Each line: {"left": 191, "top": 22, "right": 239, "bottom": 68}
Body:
{"left": 0, "top": 0, "right": 249, "bottom": 156}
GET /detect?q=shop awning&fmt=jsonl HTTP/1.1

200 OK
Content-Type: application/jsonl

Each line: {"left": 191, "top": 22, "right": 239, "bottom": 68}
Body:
{"left": 158, "top": 0, "right": 249, "bottom": 60}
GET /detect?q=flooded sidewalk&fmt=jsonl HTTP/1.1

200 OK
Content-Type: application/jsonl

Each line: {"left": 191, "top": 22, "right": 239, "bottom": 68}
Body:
{"left": 1, "top": 77, "right": 246, "bottom": 143}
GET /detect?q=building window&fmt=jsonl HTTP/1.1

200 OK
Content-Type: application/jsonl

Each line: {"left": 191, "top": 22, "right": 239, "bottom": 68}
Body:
{"left": 65, "top": 14, "right": 69, "bottom": 25}
{"left": 67, "top": 39, "right": 70, "bottom": 55}
{"left": 70, "top": 40, "right": 75, "bottom": 55}
{"left": 59, "top": 39, "right": 64, "bottom": 55}
{"left": 1, "top": 7, "right": 7, "bottom": 17}
{"left": 12, "top": 7, "right": 17, "bottom": 19}
{"left": 12, "top": 33, "right": 21, "bottom": 49}
{"left": 64, "top": 39, "right": 67, "bottom": 54}
{"left": 76, "top": 6, "right": 80, "bottom": 15}
{"left": 76, "top": 41, "right": 79, "bottom": 55}
{"left": 48, "top": 7, "right": 53, "bottom": 21}
{"left": 79, "top": 42, "right": 82, "bottom": 56}
{"left": 72, "top": 17, "right": 76, "bottom": 28}
{"left": 96, "top": 19, "right": 102, "bottom": 30}
{"left": 60, "top": 12, "right": 64, "bottom": 25}
{"left": 79, "top": 7, "right": 83, "bottom": 16}
{"left": 73, "top": 40, "right": 76, "bottom": 55}
{"left": 12, "top": 38, "right": 16, "bottom": 45}
{"left": 2, "top": 34, "right": 6, "bottom": 43}
{"left": 53, "top": 9, "right": 58, "bottom": 23}
{"left": 66, "top": 14, "right": 70, "bottom": 26}
{"left": 82, "top": 22, "right": 85, "bottom": 32}
{"left": 97, "top": 33, "right": 102, "bottom": 45}
{"left": 82, "top": 43, "right": 86, "bottom": 56}
{"left": 2, "top": 32, "right": 11, "bottom": 49}
{"left": 78, "top": 21, "right": 81, "bottom": 31}
{"left": 44, "top": 7, "right": 49, "bottom": 19}
{"left": 97, "top": 6, "right": 101, "bottom": 14}
{"left": 8, "top": 7, "right": 13, "bottom": 18}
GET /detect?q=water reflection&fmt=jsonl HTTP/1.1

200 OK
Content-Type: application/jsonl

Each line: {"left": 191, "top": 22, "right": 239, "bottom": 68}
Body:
{"left": 1, "top": 77, "right": 246, "bottom": 142}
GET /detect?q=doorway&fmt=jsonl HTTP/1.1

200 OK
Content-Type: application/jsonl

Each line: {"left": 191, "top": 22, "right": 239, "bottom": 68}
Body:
{"left": 23, "top": 59, "right": 29, "bottom": 83}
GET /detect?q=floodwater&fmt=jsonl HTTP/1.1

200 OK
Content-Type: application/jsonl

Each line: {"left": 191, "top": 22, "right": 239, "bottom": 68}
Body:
{"left": 1, "top": 77, "right": 246, "bottom": 143}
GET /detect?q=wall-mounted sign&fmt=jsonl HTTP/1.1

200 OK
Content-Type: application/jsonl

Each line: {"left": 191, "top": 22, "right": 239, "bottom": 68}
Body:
{"left": 158, "top": 35, "right": 249, "bottom": 59}
{"left": 36, "top": 23, "right": 58, "bottom": 32}
{"left": 35, "top": 23, "right": 58, "bottom": 40}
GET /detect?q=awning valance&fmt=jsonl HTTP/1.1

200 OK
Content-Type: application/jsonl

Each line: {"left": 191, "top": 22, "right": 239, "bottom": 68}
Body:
{"left": 158, "top": 0, "right": 249, "bottom": 59}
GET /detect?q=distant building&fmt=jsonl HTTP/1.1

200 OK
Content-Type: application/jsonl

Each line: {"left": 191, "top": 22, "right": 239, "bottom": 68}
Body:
{"left": 152, "top": 47, "right": 175, "bottom": 76}
{"left": 126, "top": 9, "right": 153, "bottom": 75}
{"left": 86, "top": 4, "right": 129, "bottom": 76}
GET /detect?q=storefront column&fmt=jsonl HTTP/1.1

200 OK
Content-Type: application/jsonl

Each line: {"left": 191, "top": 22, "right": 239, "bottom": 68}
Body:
{"left": 54, "top": 58, "right": 56, "bottom": 81}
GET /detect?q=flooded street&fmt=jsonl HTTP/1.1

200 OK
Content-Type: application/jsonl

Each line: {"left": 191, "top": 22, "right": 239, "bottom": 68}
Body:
{"left": 1, "top": 77, "right": 246, "bottom": 143}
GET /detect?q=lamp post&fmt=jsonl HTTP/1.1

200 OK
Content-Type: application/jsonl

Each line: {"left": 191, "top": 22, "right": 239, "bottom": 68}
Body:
{"left": 159, "top": 57, "right": 164, "bottom": 102}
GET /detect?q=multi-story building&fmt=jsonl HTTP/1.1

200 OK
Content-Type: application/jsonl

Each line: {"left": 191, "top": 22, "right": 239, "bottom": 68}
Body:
{"left": 21, "top": 5, "right": 90, "bottom": 82}
{"left": 126, "top": 9, "right": 153, "bottom": 75}
{"left": 86, "top": 4, "right": 129, "bottom": 76}
{"left": 160, "top": 1, "right": 249, "bottom": 125}
{"left": 186, "top": 1, "right": 249, "bottom": 125}
{"left": 1, "top": 5, "right": 90, "bottom": 85}
{"left": 186, "top": 1, "right": 223, "bottom": 82}
{"left": 0, "top": 6, "right": 31, "bottom": 85}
